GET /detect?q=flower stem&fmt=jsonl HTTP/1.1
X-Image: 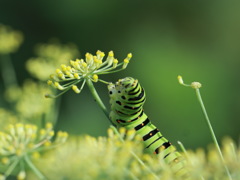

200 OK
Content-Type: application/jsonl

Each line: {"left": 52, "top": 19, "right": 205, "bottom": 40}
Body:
{"left": 195, "top": 88, "right": 232, "bottom": 180}
{"left": 178, "top": 141, "right": 205, "bottom": 180}
{"left": 86, "top": 78, "right": 114, "bottom": 126}
{"left": 111, "top": 126, "right": 159, "bottom": 180}
{"left": 0, "top": 54, "right": 18, "bottom": 88}
{"left": 177, "top": 141, "right": 188, "bottom": 159}
{"left": 24, "top": 155, "right": 46, "bottom": 180}
{"left": 4, "top": 158, "right": 19, "bottom": 177}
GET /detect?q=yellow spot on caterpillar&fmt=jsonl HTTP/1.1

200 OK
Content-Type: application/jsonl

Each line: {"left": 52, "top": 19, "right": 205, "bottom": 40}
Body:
{"left": 160, "top": 146, "right": 165, "bottom": 151}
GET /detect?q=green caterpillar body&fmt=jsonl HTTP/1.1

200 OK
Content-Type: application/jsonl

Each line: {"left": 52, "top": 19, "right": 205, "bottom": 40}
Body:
{"left": 108, "top": 77, "right": 187, "bottom": 176}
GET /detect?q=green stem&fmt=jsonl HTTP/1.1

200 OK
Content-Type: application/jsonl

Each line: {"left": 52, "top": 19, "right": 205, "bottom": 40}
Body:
{"left": 177, "top": 141, "right": 188, "bottom": 159}
{"left": 86, "top": 78, "right": 114, "bottom": 126}
{"left": 0, "top": 54, "right": 18, "bottom": 88}
{"left": 4, "top": 158, "right": 19, "bottom": 177}
{"left": 24, "top": 155, "right": 46, "bottom": 180}
{"left": 111, "top": 126, "right": 159, "bottom": 180}
{"left": 195, "top": 88, "right": 232, "bottom": 180}
{"left": 177, "top": 141, "right": 205, "bottom": 180}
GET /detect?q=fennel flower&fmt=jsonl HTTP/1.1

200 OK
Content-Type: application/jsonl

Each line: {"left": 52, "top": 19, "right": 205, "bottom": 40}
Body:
{"left": 0, "top": 24, "right": 23, "bottom": 54}
{"left": 0, "top": 123, "right": 68, "bottom": 179}
{"left": 46, "top": 50, "right": 132, "bottom": 98}
{"left": 26, "top": 41, "right": 79, "bottom": 81}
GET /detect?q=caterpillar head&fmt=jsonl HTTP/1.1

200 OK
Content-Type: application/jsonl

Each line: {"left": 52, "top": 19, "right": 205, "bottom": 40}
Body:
{"left": 108, "top": 77, "right": 137, "bottom": 93}
{"left": 108, "top": 77, "right": 146, "bottom": 116}
{"left": 116, "top": 77, "right": 138, "bottom": 92}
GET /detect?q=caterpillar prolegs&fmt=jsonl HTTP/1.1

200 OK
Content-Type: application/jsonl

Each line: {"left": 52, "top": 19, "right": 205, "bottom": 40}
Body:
{"left": 108, "top": 77, "right": 187, "bottom": 177}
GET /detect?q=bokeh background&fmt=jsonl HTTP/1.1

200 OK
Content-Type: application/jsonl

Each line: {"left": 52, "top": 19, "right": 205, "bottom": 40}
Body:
{"left": 1, "top": 0, "right": 240, "bottom": 149}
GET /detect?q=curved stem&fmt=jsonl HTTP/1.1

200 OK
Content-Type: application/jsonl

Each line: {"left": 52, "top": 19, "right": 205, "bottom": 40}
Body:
{"left": 4, "top": 158, "right": 19, "bottom": 177}
{"left": 24, "top": 155, "right": 46, "bottom": 180}
{"left": 86, "top": 78, "right": 114, "bottom": 126}
{"left": 0, "top": 54, "right": 18, "bottom": 88}
{"left": 178, "top": 141, "right": 205, "bottom": 180}
{"left": 195, "top": 89, "right": 232, "bottom": 180}
{"left": 111, "top": 125, "right": 159, "bottom": 180}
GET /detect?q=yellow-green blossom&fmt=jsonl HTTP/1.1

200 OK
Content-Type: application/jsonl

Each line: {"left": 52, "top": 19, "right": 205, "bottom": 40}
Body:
{"left": 0, "top": 123, "right": 68, "bottom": 179}
{"left": 26, "top": 132, "right": 240, "bottom": 180}
{"left": 0, "top": 24, "right": 23, "bottom": 54}
{"left": 27, "top": 127, "right": 164, "bottom": 180}
{"left": 46, "top": 50, "right": 132, "bottom": 98}
{"left": 4, "top": 80, "right": 55, "bottom": 124}
{"left": 0, "top": 108, "right": 18, "bottom": 131}
{"left": 27, "top": 127, "right": 185, "bottom": 180}
{"left": 178, "top": 75, "right": 202, "bottom": 89}
{"left": 26, "top": 41, "right": 79, "bottom": 81}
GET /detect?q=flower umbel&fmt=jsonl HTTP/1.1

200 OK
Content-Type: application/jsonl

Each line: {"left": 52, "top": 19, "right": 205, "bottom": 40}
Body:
{"left": 46, "top": 50, "right": 132, "bottom": 98}
{"left": 26, "top": 41, "right": 79, "bottom": 81}
{"left": 0, "top": 24, "right": 23, "bottom": 54}
{"left": 177, "top": 75, "right": 202, "bottom": 89}
{"left": 0, "top": 123, "right": 68, "bottom": 179}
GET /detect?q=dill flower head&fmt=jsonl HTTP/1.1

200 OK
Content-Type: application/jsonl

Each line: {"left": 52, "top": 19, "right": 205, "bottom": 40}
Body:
{"left": 29, "top": 132, "right": 240, "bottom": 180}
{"left": 185, "top": 137, "right": 240, "bottom": 179}
{"left": 46, "top": 50, "right": 132, "bottom": 98}
{"left": 26, "top": 41, "right": 79, "bottom": 81}
{"left": 0, "top": 24, "right": 23, "bottom": 54}
{"left": 0, "top": 123, "right": 68, "bottom": 179}
{"left": 5, "top": 80, "right": 54, "bottom": 124}
{"left": 0, "top": 108, "right": 18, "bottom": 131}
{"left": 26, "top": 127, "right": 180, "bottom": 180}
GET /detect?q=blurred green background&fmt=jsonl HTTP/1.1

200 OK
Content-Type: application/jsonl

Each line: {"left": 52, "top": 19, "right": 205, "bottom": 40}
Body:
{"left": 1, "top": 0, "right": 240, "bottom": 149}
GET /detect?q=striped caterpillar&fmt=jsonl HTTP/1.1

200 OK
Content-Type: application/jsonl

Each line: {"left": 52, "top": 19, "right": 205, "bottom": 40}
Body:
{"left": 108, "top": 77, "right": 187, "bottom": 177}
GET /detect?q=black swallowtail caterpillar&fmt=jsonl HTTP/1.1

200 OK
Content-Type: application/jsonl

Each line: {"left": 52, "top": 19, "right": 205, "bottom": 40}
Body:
{"left": 108, "top": 77, "right": 187, "bottom": 177}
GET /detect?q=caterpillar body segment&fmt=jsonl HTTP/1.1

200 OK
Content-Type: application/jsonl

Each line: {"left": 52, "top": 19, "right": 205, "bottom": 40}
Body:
{"left": 108, "top": 77, "right": 188, "bottom": 177}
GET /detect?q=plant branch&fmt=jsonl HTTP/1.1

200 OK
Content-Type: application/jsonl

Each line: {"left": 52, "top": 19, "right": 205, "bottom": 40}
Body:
{"left": 86, "top": 78, "right": 114, "bottom": 126}
{"left": 24, "top": 155, "right": 46, "bottom": 180}
{"left": 195, "top": 88, "right": 232, "bottom": 180}
{"left": 0, "top": 54, "right": 18, "bottom": 88}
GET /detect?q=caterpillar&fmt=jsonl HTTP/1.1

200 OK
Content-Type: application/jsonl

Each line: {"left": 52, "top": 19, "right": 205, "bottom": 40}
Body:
{"left": 108, "top": 77, "right": 187, "bottom": 177}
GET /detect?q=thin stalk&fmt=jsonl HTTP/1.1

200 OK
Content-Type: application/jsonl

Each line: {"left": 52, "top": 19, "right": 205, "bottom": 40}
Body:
{"left": 195, "top": 88, "right": 232, "bottom": 180}
{"left": 86, "top": 79, "right": 158, "bottom": 180}
{"left": 0, "top": 54, "right": 18, "bottom": 88}
{"left": 178, "top": 141, "right": 205, "bottom": 180}
{"left": 4, "top": 158, "right": 19, "bottom": 177}
{"left": 86, "top": 78, "right": 113, "bottom": 125}
{"left": 111, "top": 126, "right": 159, "bottom": 180}
{"left": 24, "top": 155, "right": 46, "bottom": 180}
{"left": 177, "top": 141, "right": 189, "bottom": 159}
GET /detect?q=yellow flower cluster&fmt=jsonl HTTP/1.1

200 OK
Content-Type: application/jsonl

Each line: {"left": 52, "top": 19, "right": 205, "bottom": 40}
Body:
{"left": 27, "top": 127, "right": 182, "bottom": 180}
{"left": 0, "top": 123, "right": 68, "bottom": 179}
{"left": 185, "top": 137, "right": 240, "bottom": 179}
{"left": 0, "top": 108, "right": 18, "bottom": 131}
{"left": 47, "top": 50, "right": 132, "bottom": 97}
{"left": 26, "top": 129, "right": 240, "bottom": 180}
{"left": 0, "top": 24, "right": 23, "bottom": 54}
{"left": 26, "top": 41, "right": 79, "bottom": 81}
{"left": 4, "top": 80, "right": 54, "bottom": 124}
